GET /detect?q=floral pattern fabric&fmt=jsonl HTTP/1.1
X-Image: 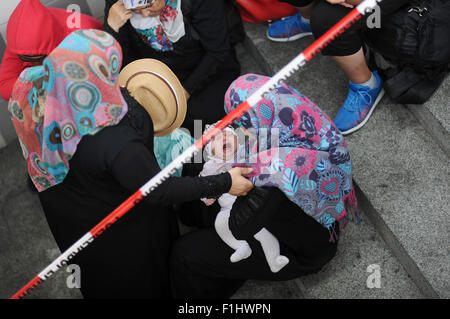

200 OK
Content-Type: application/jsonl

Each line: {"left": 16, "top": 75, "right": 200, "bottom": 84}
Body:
{"left": 131, "top": 0, "right": 184, "bottom": 52}
{"left": 225, "top": 74, "right": 359, "bottom": 240}
{"left": 8, "top": 30, "right": 128, "bottom": 192}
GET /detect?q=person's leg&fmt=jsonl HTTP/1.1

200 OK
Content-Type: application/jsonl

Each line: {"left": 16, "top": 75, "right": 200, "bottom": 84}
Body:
{"left": 170, "top": 227, "right": 308, "bottom": 299}
{"left": 296, "top": 0, "right": 317, "bottom": 19}
{"left": 170, "top": 188, "right": 338, "bottom": 298}
{"left": 310, "top": 0, "right": 383, "bottom": 135}
{"left": 40, "top": 191, "right": 178, "bottom": 298}
{"left": 333, "top": 48, "right": 372, "bottom": 85}
{"left": 253, "top": 227, "right": 289, "bottom": 273}
{"left": 215, "top": 204, "right": 252, "bottom": 263}
{"left": 310, "top": 0, "right": 412, "bottom": 135}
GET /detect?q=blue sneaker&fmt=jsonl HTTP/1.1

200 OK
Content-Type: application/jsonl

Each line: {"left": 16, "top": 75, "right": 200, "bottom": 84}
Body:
{"left": 334, "top": 71, "right": 385, "bottom": 135}
{"left": 267, "top": 13, "right": 312, "bottom": 42}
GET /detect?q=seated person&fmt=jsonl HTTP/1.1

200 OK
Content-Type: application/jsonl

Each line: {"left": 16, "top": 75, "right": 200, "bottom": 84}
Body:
{"left": 200, "top": 125, "right": 289, "bottom": 273}
{"left": 104, "top": 0, "right": 241, "bottom": 134}
{"left": 0, "top": 0, "right": 102, "bottom": 101}
{"left": 268, "top": 0, "right": 410, "bottom": 134}
{"left": 170, "top": 74, "right": 359, "bottom": 298}
{"left": 8, "top": 30, "right": 253, "bottom": 298}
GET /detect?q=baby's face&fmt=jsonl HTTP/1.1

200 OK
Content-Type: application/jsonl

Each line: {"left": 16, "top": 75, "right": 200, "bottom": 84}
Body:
{"left": 210, "top": 131, "right": 238, "bottom": 161}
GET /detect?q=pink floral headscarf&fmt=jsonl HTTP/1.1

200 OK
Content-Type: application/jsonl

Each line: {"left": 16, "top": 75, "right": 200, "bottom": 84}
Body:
{"left": 8, "top": 30, "right": 127, "bottom": 192}
{"left": 225, "top": 74, "right": 359, "bottom": 240}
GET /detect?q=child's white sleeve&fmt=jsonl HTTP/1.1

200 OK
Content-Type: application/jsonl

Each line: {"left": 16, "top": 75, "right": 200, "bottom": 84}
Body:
{"left": 198, "top": 161, "right": 215, "bottom": 178}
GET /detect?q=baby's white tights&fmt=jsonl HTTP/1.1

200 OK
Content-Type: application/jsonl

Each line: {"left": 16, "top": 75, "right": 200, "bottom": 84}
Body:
{"left": 214, "top": 194, "right": 289, "bottom": 273}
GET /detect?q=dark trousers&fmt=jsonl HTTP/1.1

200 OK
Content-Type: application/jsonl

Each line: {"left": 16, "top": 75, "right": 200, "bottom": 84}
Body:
{"left": 40, "top": 192, "right": 179, "bottom": 299}
{"left": 181, "top": 66, "right": 240, "bottom": 135}
{"left": 280, "top": 0, "right": 411, "bottom": 56}
{"left": 170, "top": 188, "right": 338, "bottom": 298}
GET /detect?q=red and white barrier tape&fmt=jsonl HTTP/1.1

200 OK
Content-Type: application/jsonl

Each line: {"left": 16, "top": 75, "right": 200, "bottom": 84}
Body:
{"left": 10, "top": 0, "right": 382, "bottom": 299}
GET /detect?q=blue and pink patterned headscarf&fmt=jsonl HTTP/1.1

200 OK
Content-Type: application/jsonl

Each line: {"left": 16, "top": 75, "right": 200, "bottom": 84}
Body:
{"left": 225, "top": 74, "right": 359, "bottom": 240}
{"left": 8, "top": 30, "right": 128, "bottom": 192}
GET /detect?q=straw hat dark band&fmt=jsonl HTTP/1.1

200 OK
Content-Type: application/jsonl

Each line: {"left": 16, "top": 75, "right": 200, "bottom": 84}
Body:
{"left": 118, "top": 59, "right": 187, "bottom": 137}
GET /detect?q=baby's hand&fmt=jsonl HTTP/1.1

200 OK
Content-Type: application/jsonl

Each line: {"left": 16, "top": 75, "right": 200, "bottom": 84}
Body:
{"left": 204, "top": 198, "right": 216, "bottom": 206}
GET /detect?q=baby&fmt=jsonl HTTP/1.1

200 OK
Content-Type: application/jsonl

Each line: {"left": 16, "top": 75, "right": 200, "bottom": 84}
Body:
{"left": 200, "top": 125, "right": 289, "bottom": 273}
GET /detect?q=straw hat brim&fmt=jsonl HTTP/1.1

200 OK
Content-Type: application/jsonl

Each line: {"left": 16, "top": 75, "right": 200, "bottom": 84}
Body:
{"left": 118, "top": 59, "right": 187, "bottom": 137}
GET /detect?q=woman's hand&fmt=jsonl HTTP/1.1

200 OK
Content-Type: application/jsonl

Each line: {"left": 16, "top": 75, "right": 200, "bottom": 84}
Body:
{"left": 204, "top": 198, "right": 216, "bottom": 206}
{"left": 107, "top": 1, "right": 132, "bottom": 33}
{"left": 326, "top": 0, "right": 355, "bottom": 8}
{"left": 227, "top": 167, "right": 254, "bottom": 196}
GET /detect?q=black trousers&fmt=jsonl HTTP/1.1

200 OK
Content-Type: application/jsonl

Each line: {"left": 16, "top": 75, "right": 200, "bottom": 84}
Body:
{"left": 170, "top": 188, "right": 338, "bottom": 298}
{"left": 40, "top": 192, "right": 179, "bottom": 299}
{"left": 181, "top": 65, "right": 240, "bottom": 135}
{"left": 279, "top": 0, "right": 411, "bottom": 56}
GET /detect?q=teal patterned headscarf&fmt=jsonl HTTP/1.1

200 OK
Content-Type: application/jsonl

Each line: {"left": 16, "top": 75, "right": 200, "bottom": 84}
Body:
{"left": 154, "top": 129, "right": 193, "bottom": 176}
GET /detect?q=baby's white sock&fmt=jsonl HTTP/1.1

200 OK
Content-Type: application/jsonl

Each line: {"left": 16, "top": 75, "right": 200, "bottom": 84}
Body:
{"left": 215, "top": 208, "right": 252, "bottom": 263}
{"left": 254, "top": 228, "right": 289, "bottom": 273}
{"left": 230, "top": 242, "right": 252, "bottom": 263}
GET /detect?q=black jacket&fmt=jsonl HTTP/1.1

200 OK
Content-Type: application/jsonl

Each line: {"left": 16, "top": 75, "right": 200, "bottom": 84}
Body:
{"left": 104, "top": 0, "right": 240, "bottom": 95}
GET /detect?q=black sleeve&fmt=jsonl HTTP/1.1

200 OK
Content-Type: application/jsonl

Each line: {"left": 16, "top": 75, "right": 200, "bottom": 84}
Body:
{"left": 103, "top": 0, "right": 136, "bottom": 67}
{"left": 110, "top": 140, "right": 232, "bottom": 205}
{"left": 182, "top": 0, "right": 234, "bottom": 94}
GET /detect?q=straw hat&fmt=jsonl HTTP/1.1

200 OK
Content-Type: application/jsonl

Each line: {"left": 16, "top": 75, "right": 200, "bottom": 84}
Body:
{"left": 118, "top": 59, "right": 187, "bottom": 137}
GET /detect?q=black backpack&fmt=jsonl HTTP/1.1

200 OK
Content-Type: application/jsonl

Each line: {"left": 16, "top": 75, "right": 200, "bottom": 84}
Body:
{"left": 365, "top": 0, "right": 450, "bottom": 104}
{"left": 182, "top": 0, "right": 246, "bottom": 46}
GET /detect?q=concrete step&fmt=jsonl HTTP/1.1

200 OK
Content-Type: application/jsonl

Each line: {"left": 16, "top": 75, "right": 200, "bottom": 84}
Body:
{"left": 241, "top": 21, "right": 449, "bottom": 299}
{"left": 232, "top": 209, "right": 424, "bottom": 299}
{"left": 407, "top": 75, "right": 450, "bottom": 157}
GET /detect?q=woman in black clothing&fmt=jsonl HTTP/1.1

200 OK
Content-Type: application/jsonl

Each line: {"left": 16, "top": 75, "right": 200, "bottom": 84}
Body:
{"left": 104, "top": 0, "right": 241, "bottom": 134}
{"left": 39, "top": 88, "right": 252, "bottom": 298}
{"left": 170, "top": 72, "right": 358, "bottom": 298}
{"left": 9, "top": 30, "right": 253, "bottom": 298}
{"left": 171, "top": 187, "right": 340, "bottom": 298}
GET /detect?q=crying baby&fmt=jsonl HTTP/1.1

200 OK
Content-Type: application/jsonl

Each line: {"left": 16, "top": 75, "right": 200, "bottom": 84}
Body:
{"left": 199, "top": 125, "right": 289, "bottom": 273}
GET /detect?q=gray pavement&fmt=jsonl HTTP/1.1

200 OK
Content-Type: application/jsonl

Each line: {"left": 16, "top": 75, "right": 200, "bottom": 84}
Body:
{"left": 407, "top": 75, "right": 450, "bottom": 156}
{"left": 423, "top": 76, "right": 450, "bottom": 133}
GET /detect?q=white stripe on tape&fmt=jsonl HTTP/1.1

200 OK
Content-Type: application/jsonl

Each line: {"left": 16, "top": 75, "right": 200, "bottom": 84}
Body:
{"left": 38, "top": 232, "right": 94, "bottom": 280}
{"left": 140, "top": 145, "right": 200, "bottom": 195}
{"left": 357, "top": 0, "right": 381, "bottom": 14}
